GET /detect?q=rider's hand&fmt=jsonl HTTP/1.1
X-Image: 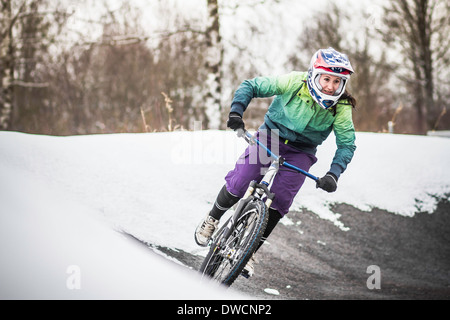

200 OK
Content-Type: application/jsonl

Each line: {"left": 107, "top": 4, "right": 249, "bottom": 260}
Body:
{"left": 227, "top": 112, "right": 245, "bottom": 131}
{"left": 316, "top": 172, "right": 338, "bottom": 193}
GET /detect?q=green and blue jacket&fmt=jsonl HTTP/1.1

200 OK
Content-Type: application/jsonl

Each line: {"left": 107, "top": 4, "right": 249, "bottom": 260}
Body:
{"left": 230, "top": 71, "right": 356, "bottom": 178}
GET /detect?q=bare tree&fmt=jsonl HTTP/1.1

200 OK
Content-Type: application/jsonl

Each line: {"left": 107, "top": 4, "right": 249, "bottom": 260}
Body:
{"left": 1, "top": 0, "right": 69, "bottom": 132}
{"left": 0, "top": 0, "right": 20, "bottom": 130}
{"left": 381, "top": 0, "right": 450, "bottom": 134}
{"left": 36, "top": 1, "right": 210, "bottom": 135}
{"left": 203, "top": 0, "right": 223, "bottom": 130}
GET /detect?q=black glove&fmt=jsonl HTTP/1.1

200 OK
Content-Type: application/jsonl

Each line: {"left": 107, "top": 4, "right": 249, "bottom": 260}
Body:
{"left": 316, "top": 172, "right": 338, "bottom": 193}
{"left": 227, "top": 112, "right": 245, "bottom": 131}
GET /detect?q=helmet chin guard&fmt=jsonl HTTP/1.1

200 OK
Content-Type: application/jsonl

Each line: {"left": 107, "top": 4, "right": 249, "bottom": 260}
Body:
{"left": 307, "top": 48, "right": 354, "bottom": 109}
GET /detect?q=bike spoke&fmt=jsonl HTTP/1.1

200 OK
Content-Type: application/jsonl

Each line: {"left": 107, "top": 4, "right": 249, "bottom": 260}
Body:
{"left": 199, "top": 200, "right": 267, "bottom": 286}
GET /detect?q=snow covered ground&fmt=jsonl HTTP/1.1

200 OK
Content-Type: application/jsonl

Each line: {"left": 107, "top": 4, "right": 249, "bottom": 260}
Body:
{"left": 0, "top": 129, "right": 449, "bottom": 299}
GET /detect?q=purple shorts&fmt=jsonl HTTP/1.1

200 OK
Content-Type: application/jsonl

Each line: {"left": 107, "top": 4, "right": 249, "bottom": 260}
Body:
{"left": 225, "top": 130, "right": 317, "bottom": 216}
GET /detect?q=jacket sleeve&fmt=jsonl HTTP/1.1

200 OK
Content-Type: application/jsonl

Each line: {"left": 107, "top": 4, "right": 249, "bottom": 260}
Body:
{"left": 329, "top": 104, "right": 356, "bottom": 179}
{"left": 230, "top": 73, "right": 295, "bottom": 116}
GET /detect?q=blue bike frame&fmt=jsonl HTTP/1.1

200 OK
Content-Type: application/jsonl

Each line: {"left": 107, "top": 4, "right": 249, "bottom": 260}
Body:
{"left": 239, "top": 129, "right": 319, "bottom": 182}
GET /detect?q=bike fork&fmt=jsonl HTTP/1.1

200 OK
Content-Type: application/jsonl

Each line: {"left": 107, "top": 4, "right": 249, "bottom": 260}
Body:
{"left": 242, "top": 179, "right": 274, "bottom": 209}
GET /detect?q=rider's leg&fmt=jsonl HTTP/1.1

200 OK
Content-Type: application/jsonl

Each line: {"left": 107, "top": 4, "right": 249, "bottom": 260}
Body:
{"left": 209, "top": 185, "right": 240, "bottom": 220}
{"left": 242, "top": 208, "right": 281, "bottom": 278}
{"left": 270, "top": 148, "right": 317, "bottom": 216}
{"left": 195, "top": 134, "right": 266, "bottom": 246}
{"left": 195, "top": 185, "right": 242, "bottom": 246}
{"left": 255, "top": 207, "right": 282, "bottom": 252}
{"left": 243, "top": 147, "right": 318, "bottom": 273}
{"left": 224, "top": 131, "right": 271, "bottom": 198}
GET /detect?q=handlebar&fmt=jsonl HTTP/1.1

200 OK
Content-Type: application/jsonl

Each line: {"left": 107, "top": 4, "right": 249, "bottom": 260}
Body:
{"left": 237, "top": 129, "right": 319, "bottom": 182}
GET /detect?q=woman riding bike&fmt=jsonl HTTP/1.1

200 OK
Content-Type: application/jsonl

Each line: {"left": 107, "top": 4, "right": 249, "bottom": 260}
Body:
{"left": 195, "top": 47, "right": 357, "bottom": 278}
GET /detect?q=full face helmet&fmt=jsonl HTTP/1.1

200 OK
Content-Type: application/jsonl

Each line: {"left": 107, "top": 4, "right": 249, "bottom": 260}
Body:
{"left": 306, "top": 47, "right": 354, "bottom": 109}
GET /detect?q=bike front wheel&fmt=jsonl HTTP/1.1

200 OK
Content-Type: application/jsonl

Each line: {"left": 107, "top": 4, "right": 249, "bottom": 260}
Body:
{"left": 199, "top": 198, "right": 268, "bottom": 287}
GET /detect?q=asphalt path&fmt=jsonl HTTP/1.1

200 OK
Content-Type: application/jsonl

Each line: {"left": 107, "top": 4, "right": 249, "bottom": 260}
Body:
{"left": 160, "top": 196, "right": 450, "bottom": 300}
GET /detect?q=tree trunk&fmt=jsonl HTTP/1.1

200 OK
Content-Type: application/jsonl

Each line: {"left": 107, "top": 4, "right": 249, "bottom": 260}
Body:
{"left": 0, "top": 0, "right": 13, "bottom": 130}
{"left": 204, "top": 0, "right": 223, "bottom": 130}
{"left": 381, "top": 0, "right": 445, "bottom": 134}
{"left": 416, "top": 0, "right": 435, "bottom": 128}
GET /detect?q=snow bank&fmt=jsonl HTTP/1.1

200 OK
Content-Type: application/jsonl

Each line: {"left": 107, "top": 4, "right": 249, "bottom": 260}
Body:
{"left": 0, "top": 131, "right": 246, "bottom": 299}
{"left": 0, "top": 130, "right": 449, "bottom": 298}
{"left": 300, "top": 131, "right": 450, "bottom": 228}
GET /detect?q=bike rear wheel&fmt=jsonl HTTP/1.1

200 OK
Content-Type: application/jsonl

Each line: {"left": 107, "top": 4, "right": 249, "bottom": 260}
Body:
{"left": 199, "top": 198, "right": 268, "bottom": 286}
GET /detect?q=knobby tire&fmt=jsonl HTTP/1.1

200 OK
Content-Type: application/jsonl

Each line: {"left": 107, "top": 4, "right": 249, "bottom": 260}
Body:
{"left": 199, "top": 198, "right": 268, "bottom": 287}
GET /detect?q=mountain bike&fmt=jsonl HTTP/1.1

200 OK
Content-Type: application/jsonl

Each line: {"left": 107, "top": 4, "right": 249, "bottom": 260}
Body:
{"left": 199, "top": 129, "right": 318, "bottom": 286}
